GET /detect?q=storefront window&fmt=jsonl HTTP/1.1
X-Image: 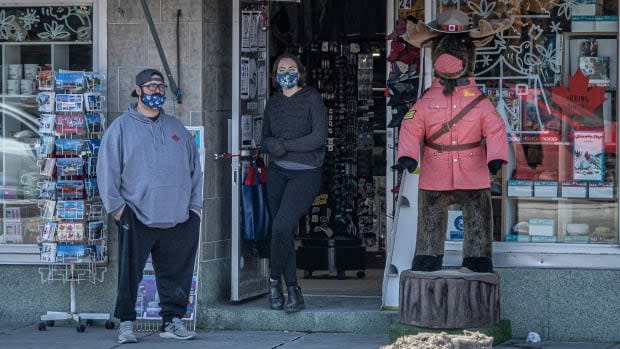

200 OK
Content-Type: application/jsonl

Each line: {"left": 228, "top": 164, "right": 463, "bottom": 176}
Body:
{"left": 434, "top": 1, "right": 619, "bottom": 244}
{"left": 0, "top": 5, "right": 94, "bottom": 251}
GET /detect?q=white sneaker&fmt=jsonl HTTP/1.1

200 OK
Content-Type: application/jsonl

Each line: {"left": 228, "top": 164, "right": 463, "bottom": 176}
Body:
{"left": 159, "top": 318, "right": 195, "bottom": 340}
{"left": 118, "top": 320, "right": 137, "bottom": 344}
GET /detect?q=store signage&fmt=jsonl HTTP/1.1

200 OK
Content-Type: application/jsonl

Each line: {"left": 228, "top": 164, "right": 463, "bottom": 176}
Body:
{"left": 550, "top": 68, "right": 606, "bottom": 116}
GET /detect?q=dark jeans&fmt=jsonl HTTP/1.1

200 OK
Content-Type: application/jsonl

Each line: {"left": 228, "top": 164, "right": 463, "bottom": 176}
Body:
{"left": 267, "top": 163, "right": 322, "bottom": 287}
{"left": 114, "top": 206, "right": 200, "bottom": 323}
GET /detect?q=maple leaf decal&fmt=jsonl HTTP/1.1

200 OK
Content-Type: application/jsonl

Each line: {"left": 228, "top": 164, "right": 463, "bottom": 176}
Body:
{"left": 551, "top": 68, "right": 607, "bottom": 116}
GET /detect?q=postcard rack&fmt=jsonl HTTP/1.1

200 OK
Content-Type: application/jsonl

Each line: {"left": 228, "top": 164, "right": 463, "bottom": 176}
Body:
{"left": 35, "top": 69, "right": 113, "bottom": 333}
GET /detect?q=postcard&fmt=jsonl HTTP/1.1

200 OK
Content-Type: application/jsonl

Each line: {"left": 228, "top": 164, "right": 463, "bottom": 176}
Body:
{"left": 84, "top": 178, "right": 98, "bottom": 199}
{"left": 84, "top": 92, "right": 104, "bottom": 112}
{"left": 55, "top": 70, "right": 85, "bottom": 92}
{"left": 39, "top": 114, "right": 55, "bottom": 134}
{"left": 55, "top": 94, "right": 84, "bottom": 112}
{"left": 56, "top": 157, "right": 84, "bottom": 177}
{"left": 37, "top": 92, "right": 55, "bottom": 112}
{"left": 88, "top": 220, "right": 104, "bottom": 240}
{"left": 39, "top": 181, "right": 56, "bottom": 199}
{"left": 86, "top": 113, "right": 103, "bottom": 133}
{"left": 56, "top": 180, "right": 84, "bottom": 200}
{"left": 38, "top": 136, "right": 55, "bottom": 158}
{"left": 54, "top": 138, "right": 83, "bottom": 155}
{"left": 56, "top": 243, "right": 86, "bottom": 262}
{"left": 573, "top": 131, "right": 604, "bottom": 181}
{"left": 57, "top": 200, "right": 85, "bottom": 220}
{"left": 40, "top": 221, "right": 57, "bottom": 241}
{"left": 55, "top": 113, "right": 85, "bottom": 135}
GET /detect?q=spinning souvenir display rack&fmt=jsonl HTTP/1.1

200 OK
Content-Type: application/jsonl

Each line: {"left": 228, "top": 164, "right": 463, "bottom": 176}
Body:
{"left": 34, "top": 68, "right": 113, "bottom": 332}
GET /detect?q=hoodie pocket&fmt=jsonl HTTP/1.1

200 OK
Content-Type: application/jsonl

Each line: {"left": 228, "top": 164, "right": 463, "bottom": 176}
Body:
{"left": 140, "top": 185, "right": 189, "bottom": 224}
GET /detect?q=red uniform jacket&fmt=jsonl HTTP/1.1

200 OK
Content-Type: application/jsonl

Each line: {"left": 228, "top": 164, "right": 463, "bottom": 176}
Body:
{"left": 397, "top": 77, "right": 509, "bottom": 191}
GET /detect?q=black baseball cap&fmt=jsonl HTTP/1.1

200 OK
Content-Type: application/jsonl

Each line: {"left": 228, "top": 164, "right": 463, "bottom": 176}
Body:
{"left": 131, "top": 68, "right": 165, "bottom": 97}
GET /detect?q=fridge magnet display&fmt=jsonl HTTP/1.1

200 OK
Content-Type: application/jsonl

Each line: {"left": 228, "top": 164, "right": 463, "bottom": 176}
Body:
{"left": 39, "top": 114, "right": 55, "bottom": 134}
{"left": 55, "top": 94, "right": 84, "bottom": 113}
{"left": 84, "top": 92, "right": 104, "bottom": 112}
{"left": 573, "top": 131, "right": 604, "bottom": 181}
{"left": 55, "top": 114, "right": 85, "bottom": 135}
{"left": 55, "top": 70, "right": 85, "bottom": 92}
{"left": 37, "top": 92, "right": 55, "bottom": 112}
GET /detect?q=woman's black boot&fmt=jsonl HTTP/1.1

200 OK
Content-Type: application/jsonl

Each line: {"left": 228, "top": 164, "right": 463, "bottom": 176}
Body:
{"left": 284, "top": 286, "right": 305, "bottom": 313}
{"left": 269, "top": 279, "right": 284, "bottom": 310}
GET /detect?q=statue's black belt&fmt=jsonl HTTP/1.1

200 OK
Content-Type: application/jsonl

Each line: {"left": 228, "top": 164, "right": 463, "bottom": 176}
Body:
{"left": 424, "top": 139, "right": 483, "bottom": 151}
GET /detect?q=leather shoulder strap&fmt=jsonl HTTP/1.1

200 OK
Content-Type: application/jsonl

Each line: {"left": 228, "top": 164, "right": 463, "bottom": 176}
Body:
{"left": 427, "top": 94, "right": 487, "bottom": 143}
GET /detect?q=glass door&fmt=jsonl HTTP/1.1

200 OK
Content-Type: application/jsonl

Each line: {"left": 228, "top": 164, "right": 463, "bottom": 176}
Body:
{"left": 231, "top": 0, "right": 270, "bottom": 301}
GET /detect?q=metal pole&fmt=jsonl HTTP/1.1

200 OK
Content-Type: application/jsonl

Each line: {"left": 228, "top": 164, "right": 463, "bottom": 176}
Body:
{"left": 70, "top": 264, "right": 76, "bottom": 314}
{"left": 138, "top": 0, "right": 182, "bottom": 103}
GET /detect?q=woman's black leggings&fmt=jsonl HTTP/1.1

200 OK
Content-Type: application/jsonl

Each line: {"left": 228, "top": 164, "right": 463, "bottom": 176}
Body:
{"left": 266, "top": 163, "right": 322, "bottom": 287}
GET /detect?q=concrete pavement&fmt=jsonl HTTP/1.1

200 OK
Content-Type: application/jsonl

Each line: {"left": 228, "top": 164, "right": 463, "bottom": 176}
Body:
{"left": 1, "top": 322, "right": 620, "bottom": 348}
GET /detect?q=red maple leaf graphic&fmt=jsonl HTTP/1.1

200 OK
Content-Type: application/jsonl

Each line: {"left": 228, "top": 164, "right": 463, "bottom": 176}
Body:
{"left": 550, "top": 68, "right": 607, "bottom": 116}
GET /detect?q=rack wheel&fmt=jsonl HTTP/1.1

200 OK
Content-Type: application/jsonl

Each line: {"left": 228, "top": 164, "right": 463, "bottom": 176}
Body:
{"left": 77, "top": 324, "right": 86, "bottom": 333}
{"left": 105, "top": 320, "right": 115, "bottom": 329}
{"left": 46, "top": 320, "right": 55, "bottom": 327}
{"left": 38, "top": 322, "right": 46, "bottom": 331}
{"left": 86, "top": 319, "right": 94, "bottom": 326}
{"left": 356, "top": 271, "right": 366, "bottom": 278}
{"left": 337, "top": 270, "right": 346, "bottom": 280}
{"left": 303, "top": 270, "right": 313, "bottom": 279}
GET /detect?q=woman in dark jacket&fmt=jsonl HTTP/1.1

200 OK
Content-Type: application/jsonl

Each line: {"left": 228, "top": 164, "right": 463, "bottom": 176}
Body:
{"left": 261, "top": 53, "right": 328, "bottom": 312}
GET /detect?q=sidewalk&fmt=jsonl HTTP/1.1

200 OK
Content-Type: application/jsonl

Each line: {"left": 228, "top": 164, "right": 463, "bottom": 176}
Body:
{"left": 1, "top": 322, "right": 620, "bottom": 348}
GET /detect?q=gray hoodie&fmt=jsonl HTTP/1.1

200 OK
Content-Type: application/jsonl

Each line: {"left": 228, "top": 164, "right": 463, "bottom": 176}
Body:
{"left": 97, "top": 103, "right": 203, "bottom": 228}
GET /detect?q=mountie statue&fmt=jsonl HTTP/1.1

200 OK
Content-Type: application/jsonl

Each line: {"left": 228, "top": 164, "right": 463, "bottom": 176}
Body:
{"left": 395, "top": 10, "right": 513, "bottom": 273}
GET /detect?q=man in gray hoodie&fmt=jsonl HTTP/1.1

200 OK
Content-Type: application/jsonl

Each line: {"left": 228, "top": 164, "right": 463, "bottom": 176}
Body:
{"left": 97, "top": 69, "right": 202, "bottom": 343}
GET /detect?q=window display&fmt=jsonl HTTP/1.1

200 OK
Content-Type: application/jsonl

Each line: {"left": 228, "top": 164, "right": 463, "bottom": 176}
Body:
{"left": 0, "top": 6, "right": 95, "bottom": 257}
{"left": 427, "top": 1, "right": 618, "bottom": 245}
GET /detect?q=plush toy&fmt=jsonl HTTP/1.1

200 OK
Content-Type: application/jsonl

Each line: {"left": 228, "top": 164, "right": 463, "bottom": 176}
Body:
{"left": 395, "top": 9, "right": 513, "bottom": 273}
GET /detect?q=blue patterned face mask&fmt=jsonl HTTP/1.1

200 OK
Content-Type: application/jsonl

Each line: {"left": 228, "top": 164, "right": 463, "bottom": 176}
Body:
{"left": 276, "top": 71, "right": 299, "bottom": 89}
{"left": 141, "top": 92, "right": 166, "bottom": 109}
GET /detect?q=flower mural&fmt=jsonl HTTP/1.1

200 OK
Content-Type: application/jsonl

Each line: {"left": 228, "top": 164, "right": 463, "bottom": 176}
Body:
{"left": 0, "top": 6, "right": 92, "bottom": 42}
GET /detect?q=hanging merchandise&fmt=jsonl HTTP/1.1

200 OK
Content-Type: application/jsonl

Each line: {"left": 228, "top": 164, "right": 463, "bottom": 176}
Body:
{"left": 241, "top": 157, "right": 270, "bottom": 241}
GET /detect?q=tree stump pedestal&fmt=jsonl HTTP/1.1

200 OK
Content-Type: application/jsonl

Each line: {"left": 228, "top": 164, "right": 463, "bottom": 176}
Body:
{"left": 399, "top": 269, "right": 500, "bottom": 329}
